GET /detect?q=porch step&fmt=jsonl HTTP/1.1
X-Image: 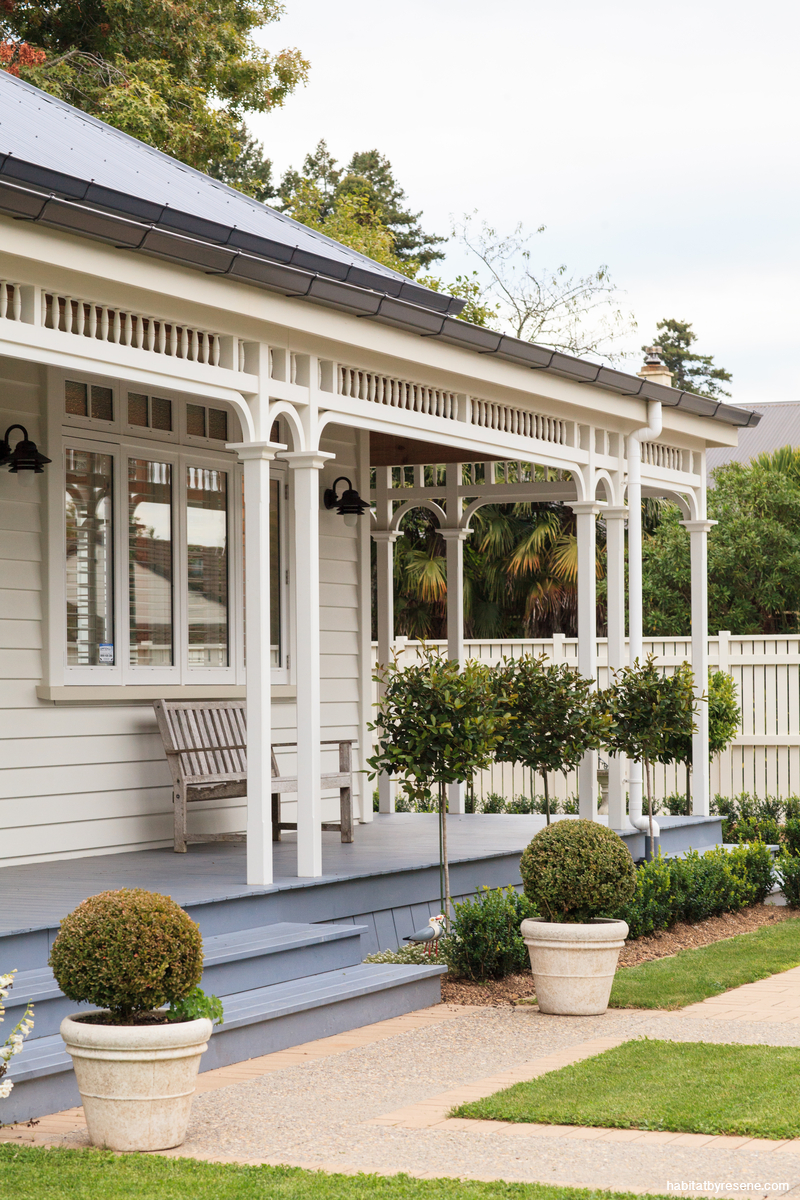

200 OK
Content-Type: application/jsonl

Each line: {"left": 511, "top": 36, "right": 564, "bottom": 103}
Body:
{"left": 3, "top": 961, "right": 445, "bottom": 1125}
{"left": 3, "top": 922, "right": 366, "bottom": 1039}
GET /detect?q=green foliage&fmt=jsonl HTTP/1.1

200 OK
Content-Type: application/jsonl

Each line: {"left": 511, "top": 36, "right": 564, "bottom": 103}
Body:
{"left": 446, "top": 887, "right": 538, "bottom": 981}
{"left": 520, "top": 820, "right": 636, "bottom": 923}
{"left": 363, "top": 943, "right": 443, "bottom": 966}
{"left": 0, "top": 2, "right": 308, "bottom": 194}
{"left": 278, "top": 140, "right": 444, "bottom": 271}
{"left": 168, "top": 986, "right": 224, "bottom": 1026}
{"left": 708, "top": 671, "right": 741, "bottom": 755}
{"left": 783, "top": 819, "right": 800, "bottom": 856}
{"left": 643, "top": 460, "right": 800, "bottom": 636}
{"left": 368, "top": 646, "right": 509, "bottom": 796}
{"left": 725, "top": 816, "right": 783, "bottom": 846}
{"left": 494, "top": 654, "right": 611, "bottom": 820}
{"left": 49, "top": 889, "right": 203, "bottom": 1021}
{"left": 648, "top": 318, "right": 732, "bottom": 398}
{"left": 616, "top": 844, "right": 775, "bottom": 939}
{"left": 777, "top": 854, "right": 800, "bottom": 907}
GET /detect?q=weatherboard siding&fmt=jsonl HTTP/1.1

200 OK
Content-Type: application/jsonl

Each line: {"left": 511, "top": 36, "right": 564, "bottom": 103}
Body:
{"left": 0, "top": 372, "right": 364, "bottom": 867}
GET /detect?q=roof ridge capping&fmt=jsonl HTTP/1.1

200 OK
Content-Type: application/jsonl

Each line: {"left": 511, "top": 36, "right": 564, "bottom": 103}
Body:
{"left": 0, "top": 73, "right": 759, "bottom": 430}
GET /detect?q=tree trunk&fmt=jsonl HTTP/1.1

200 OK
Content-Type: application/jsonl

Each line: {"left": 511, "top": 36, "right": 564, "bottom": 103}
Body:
{"left": 645, "top": 758, "right": 654, "bottom": 843}
{"left": 543, "top": 771, "right": 551, "bottom": 825}
{"left": 438, "top": 780, "right": 452, "bottom": 924}
{"left": 685, "top": 759, "right": 691, "bottom": 816}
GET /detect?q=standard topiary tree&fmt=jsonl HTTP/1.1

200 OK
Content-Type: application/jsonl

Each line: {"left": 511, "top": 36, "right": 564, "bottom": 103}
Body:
{"left": 368, "top": 645, "right": 509, "bottom": 920}
{"left": 49, "top": 889, "right": 204, "bottom": 1023}
{"left": 520, "top": 819, "right": 637, "bottom": 922}
{"left": 494, "top": 654, "right": 611, "bottom": 824}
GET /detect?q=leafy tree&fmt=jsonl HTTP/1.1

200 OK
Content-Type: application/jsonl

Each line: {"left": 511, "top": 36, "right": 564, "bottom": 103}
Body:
{"left": 279, "top": 140, "right": 444, "bottom": 270}
{"left": 494, "top": 655, "right": 611, "bottom": 823}
{"left": 642, "top": 460, "right": 800, "bottom": 636}
{"left": 645, "top": 319, "right": 732, "bottom": 398}
{"left": 368, "top": 647, "right": 509, "bottom": 918}
{"left": 0, "top": 1, "right": 308, "bottom": 195}
{"left": 667, "top": 671, "right": 740, "bottom": 809}
{"left": 603, "top": 656, "right": 698, "bottom": 843}
{"left": 449, "top": 214, "right": 636, "bottom": 359}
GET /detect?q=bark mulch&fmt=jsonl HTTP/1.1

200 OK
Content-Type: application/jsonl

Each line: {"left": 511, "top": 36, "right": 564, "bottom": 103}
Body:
{"left": 440, "top": 902, "right": 796, "bottom": 1007}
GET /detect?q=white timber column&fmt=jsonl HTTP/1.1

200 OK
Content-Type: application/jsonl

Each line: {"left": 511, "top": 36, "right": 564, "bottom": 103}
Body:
{"left": 372, "top": 528, "right": 399, "bottom": 813}
{"left": 442, "top": 527, "right": 470, "bottom": 814}
{"left": 283, "top": 450, "right": 334, "bottom": 877}
{"left": 605, "top": 505, "right": 629, "bottom": 830}
{"left": 233, "top": 440, "right": 284, "bottom": 886}
{"left": 681, "top": 519, "right": 717, "bottom": 817}
{"left": 572, "top": 501, "right": 602, "bottom": 820}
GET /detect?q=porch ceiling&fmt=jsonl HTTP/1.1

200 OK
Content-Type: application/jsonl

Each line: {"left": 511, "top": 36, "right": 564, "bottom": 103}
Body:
{"left": 369, "top": 432, "right": 503, "bottom": 467}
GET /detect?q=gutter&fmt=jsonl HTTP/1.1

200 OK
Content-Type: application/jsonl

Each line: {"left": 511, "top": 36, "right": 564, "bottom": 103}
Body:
{"left": 0, "top": 166, "right": 761, "bottom": 431}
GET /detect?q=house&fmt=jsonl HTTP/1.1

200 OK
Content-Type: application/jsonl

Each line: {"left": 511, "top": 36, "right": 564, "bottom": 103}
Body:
{"left": 0, "top": 68, "right": 760, "bottom": 883}
{"left": 0, "top": 71, "right": 761, "bottom": 1119}
{"left": 706, "top": 401, "right": 800, "bottom": 473}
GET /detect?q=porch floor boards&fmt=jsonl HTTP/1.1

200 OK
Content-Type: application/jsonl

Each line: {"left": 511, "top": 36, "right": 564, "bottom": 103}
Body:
{"left": 0, "top": 813, "right": 715, "bottom": 937}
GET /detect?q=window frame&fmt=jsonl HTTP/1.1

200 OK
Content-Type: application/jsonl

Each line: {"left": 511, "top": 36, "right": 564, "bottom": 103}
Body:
{"left": 44, "top": 367, "right": 291, "bottom": 690}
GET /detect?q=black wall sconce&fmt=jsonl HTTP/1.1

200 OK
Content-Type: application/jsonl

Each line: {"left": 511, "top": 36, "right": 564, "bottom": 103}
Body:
{"left": 323, "top": 476, "right": 370, "bottom": 527}
{"left": 0, "top": 425, "right": 52, "bottom": 487}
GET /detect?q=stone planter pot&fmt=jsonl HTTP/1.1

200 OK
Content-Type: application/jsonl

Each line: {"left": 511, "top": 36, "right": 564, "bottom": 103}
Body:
{"left": 60, "top": 1014, "right": 212, "bottom": 1152}
{"left": 520, "top": 917, "right": 629, "bottom": 1016}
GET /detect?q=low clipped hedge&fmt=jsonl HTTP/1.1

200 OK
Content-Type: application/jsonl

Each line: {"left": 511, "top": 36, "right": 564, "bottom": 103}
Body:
{"left": 50, "top": 889, "right": 203, "bottom": 1022}
{"left": 520, "top": 819, "right": 637, "bottom": 923}
{"left": 447, "top": 887, "right": 537, "bottom": 981}
{"left": 614, "top": 843, "right": 775, "bottom": 939}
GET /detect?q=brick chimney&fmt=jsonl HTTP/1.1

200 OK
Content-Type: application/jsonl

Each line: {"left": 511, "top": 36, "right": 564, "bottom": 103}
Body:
{"left": 637, "top": 346, "right": 673, "bottom": 388}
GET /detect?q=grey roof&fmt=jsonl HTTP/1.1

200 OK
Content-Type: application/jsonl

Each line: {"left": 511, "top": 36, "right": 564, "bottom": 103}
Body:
{"left": 707, "top": 403, "right": 800, "bottom": 473}
{"left": 0, "top": 71, "right": 759, "bottom": 431}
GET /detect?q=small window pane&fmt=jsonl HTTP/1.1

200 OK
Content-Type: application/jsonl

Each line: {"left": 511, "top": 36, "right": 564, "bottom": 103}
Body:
{"left": 187, "top": 467, "right": 228, "bottom": 667}
{"left": 128, "top": 392, "right": 148, "bottom": 427}
{"left": 66, "top": 448, "right": 114, "bottom": 665}
{"left": 129, "top": 459, "right": 173, "bottom": 666}
{"left": 151, "top": 396, "right": 172, "bottom": 431}
{"left": 186, "top": 404, "right": 206, "bottom": 437}
{"left": 65, "top": 380, "right": 88, "bottom": 417}
{"left": 208, "top": 408, "right": 228, "bottom": 441}
{"left": 90, "top": 385, "right": 113, "bottom": 422}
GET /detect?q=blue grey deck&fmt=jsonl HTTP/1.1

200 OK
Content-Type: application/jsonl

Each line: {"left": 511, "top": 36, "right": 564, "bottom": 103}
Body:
{"left": 0, "top": 813, "right": 721, "bottom": 940}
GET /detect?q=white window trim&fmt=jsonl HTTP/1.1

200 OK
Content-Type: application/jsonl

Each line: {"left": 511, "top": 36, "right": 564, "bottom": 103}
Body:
{"left": 42, "top": 366, "right": 291, "bottom": 690}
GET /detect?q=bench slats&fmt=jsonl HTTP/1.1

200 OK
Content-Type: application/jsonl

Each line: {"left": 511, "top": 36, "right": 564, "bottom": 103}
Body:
{"left": 153, "top": 699, "right": 355, "bottom": 853}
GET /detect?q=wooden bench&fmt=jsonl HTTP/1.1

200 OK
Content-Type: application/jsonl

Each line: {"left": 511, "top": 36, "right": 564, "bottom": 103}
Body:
{"left": 153, "top": 700, "right": 354, "bottom": 853}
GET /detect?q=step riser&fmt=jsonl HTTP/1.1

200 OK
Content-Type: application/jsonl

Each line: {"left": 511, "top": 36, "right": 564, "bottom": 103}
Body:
{"left": 2, "top": 974, "right": 443, "bottom": 1125}
{"left": 201, "top": 934, "right": 363, "bottom": 997}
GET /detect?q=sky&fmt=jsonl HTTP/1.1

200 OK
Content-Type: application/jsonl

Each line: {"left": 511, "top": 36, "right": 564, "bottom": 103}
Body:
{"left": 249, "top": 0, "right": 800, "bottom": 407}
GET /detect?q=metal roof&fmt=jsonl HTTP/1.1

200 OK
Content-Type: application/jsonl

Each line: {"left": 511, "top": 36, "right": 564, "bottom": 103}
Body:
{"left": 707, "top": 403, "right": 800, "bottom": 472}
{"left": 0, "top": 71, "right": 760, "bottom": 431}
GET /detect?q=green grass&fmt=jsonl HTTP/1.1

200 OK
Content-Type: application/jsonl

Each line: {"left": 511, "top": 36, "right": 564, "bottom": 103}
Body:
{"left": 0, "top": 1144, "right": 672, "bottom": 1200}
{"left": 454, "top": 1039, "right": 800, "bottom": 1139}
{"left": 608, "top": 917, "right": 800, "bottom": 1009}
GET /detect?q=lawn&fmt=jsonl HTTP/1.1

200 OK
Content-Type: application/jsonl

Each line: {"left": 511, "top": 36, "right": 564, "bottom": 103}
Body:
{"left": 454, "top": 1039, "right": 800, "bottom": 1139}
{"left": 0, "top": 1144, "right": 671, "bottom": 1200}
{"left": 608, "top": 918, "right": 800, "bottom": 1009}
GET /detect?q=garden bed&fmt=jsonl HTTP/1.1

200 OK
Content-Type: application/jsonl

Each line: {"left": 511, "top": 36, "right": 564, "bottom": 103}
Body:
{"left": 440, "top": 902, "right": 794, "bottom": 1006}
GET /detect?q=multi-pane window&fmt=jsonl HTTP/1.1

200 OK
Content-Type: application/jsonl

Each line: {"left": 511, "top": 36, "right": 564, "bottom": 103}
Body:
{"left": 58, "top": 374, "right": 287, "bottom": 685}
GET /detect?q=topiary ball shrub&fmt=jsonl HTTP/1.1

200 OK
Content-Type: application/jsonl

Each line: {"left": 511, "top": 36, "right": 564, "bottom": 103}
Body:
{"left": 520, "top": 819, "right": 636, "bottom": 922}
{"left": 49, "top": 889, "right": 203, "bottom": 1023}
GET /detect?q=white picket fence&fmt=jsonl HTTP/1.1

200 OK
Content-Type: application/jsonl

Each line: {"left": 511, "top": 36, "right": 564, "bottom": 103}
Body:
{"left": 371, "top": 633, "right": 800, "bottom": 802}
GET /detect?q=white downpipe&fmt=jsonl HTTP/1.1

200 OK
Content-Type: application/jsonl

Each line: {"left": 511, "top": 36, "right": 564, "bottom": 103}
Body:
{"left": 627, "top": 401, "right": 662, "bottom": 839}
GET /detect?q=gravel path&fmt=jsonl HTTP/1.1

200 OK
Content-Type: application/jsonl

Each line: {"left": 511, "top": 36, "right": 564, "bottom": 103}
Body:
{"left": 53, "top": 1004, "right": 800, "bottom": 1193}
